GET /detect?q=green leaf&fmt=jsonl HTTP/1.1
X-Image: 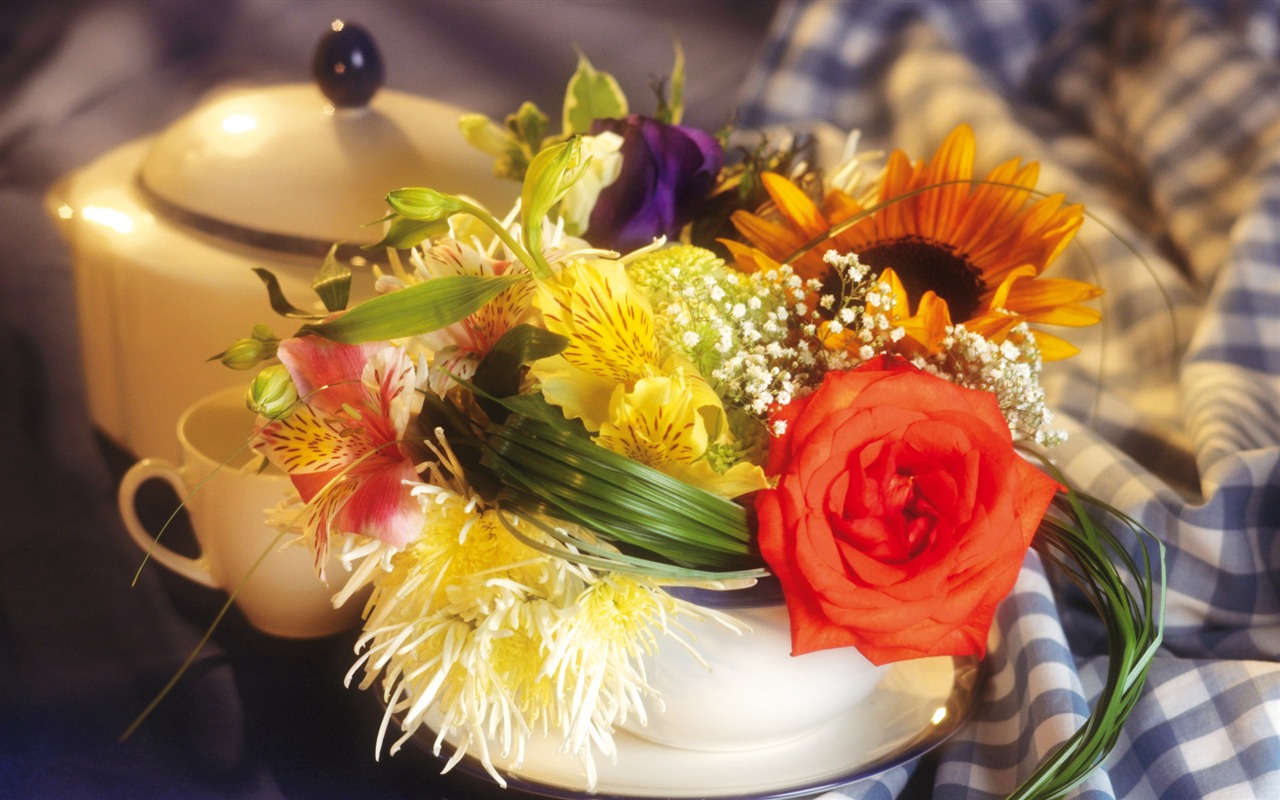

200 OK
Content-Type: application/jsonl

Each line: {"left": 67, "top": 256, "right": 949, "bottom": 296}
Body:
{"left": 311, "top": 244, "right": 351, "bottom": 313}
{"left": 498, "top": 509, "right": 768, "bottom": 582}
{"left": 386, "top": 188, "right": 468, "bottom": 221}
{"left": 481, "top": 414, "right": 760, "bottom": 572}
{"left": 563, "top": 51, "right": 628, "bottom": 135}
{"left": 660, "top": 42, "right": 686, "bottom": 125}
{"left": 487, "top": 390, "right": 592, "bottom": 433}
{"left": 458, "top": 112, "right": 514, "bottom": 158}
{"left": 300, "top": 273, "right": 529, "bottom": 343}
{"left": 251, "top": 268, "right": 326, "bottom": 320}
{"left": 472, "top": 325, "right": 569, "bottom": 408}
{"left": 490, "top": 324, "right": 569, "bottom": 364}
{"left": 364, "top": 216, "right": 450, "bottom": 251}
{"left": 510, "top": 101, "right": 550, "bottom": 152}
{"left": 460, "top": 110, "right": 541, "bottom": 182}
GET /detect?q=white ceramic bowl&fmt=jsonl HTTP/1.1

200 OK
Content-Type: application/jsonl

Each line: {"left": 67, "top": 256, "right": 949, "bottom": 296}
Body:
{"left": 623, "top": 602, "right": 889, "bottom": 751}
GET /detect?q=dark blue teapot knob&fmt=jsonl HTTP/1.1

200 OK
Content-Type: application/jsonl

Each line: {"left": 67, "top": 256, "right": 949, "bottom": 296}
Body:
{"left": 312, "top": 21, "right": 384, "bottom": 107}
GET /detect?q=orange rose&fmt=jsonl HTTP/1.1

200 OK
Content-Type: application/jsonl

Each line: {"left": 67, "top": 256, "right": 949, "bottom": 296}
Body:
{"left": 755, "top": 356, "right": 1060, "bottom": 664}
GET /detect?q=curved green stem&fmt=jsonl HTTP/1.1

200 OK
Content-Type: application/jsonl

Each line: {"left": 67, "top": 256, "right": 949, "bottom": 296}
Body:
{"left": 453, "top": 197, "right": 550, "bottom": 281}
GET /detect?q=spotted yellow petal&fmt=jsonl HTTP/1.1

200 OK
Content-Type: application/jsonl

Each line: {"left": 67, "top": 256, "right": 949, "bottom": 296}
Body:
{"left": 596, "top": 373, "right": 707, "bottom": 468}
{"left": 595, "top": 371, "right": 766, "bottom": 499}
{"left": 538, "top": 259, "right": 659, "bottom": 384}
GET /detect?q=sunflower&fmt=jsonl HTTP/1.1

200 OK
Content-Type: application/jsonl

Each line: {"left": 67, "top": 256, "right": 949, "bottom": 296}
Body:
{"left": 725, "top": 124, "right": 1101, "bottom": 359}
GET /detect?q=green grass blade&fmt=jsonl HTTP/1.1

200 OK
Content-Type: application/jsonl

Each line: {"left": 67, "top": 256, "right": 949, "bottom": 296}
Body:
{"left": 1009, "top": 452, "right": 1166, "bottom": 800}
{"left": 480, "top": 413, "right": 760, "bottom": 573}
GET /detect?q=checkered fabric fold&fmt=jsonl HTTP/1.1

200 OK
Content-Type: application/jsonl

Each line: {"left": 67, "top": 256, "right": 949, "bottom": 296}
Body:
{"left": 737, "top": 1, "right": 1280, "bottom": 797}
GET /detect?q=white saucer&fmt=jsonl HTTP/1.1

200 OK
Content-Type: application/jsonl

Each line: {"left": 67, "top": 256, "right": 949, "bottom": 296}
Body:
{"left": 415, "top": 655, "right": 980, "bottom": 799}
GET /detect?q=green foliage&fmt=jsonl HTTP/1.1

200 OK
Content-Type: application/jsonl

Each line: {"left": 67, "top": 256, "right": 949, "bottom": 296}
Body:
{"left": 654, "top": 43, "right": 685, "bottom": 125}
{"left": 472, "top": 325, "right": 568, "bottom": 400}
{"left": 481, "top": 413, "right": 764, "bottom": 575}
{"left": 312, "top": 244, "right": 351, "bottom": 313}
{"left": 459, "top": 102, "right": 551, "bottom": 182}
{"left": 208, "top": 323, "right": 280, "bottom": 369}
{"left": 250, "top": 268, "right": 327, "bottom": 320}
{"left": 1015, "top": 453, "right": 1166, "bottom": 800}
{"left": 521, "top": 138, "right": 586, "bottom": 279}
{"left": 300, "top": 274, "right": 528, "bottom": 343}
{"left": 365, "top": 216, "right": 450, "bottom": 250}
{"left": 563, "top": 51, "right": 628, "bottom": 135}
{"left": 385, "top": 188, "right": 470, "bottom": 221}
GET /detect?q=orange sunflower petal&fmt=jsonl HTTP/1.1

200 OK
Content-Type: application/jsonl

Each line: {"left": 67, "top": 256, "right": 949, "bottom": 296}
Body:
{"left": 873, "top": 267, "right": 910, "bottom": 318}
{"left": 918, "top": 124, "right": 976, "bottom": 240}
{"left": 720, "top": 239, "right": 784, "bottom": 274}
{"left": 1024, "top": 304, "right": 1104, "bottom": 327}
{"left": 729, "top": 209, "right": 809, "bottom": 259}
{"left": 762, "top": 171, "right": 830, "bottom": 239}
{"left": 986, "top": 265, "right": 1038, "bottom": 311}
{"left": 878, "top": 148, "right": 920, "bottom": 238}
{"left": 911, "top": 290, "right": 953, "bottom": 353}
{"left": 953, "top": 159, "right": 1037, "bottom": 251}
{"left": 1005, "top": 277, "right": 1103, "bottom": 313}
{"left": 1029, "top": 329, "right": 1081, "bottom": 360}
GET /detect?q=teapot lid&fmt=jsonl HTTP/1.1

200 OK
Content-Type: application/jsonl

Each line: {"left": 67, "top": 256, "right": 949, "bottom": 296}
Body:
{"left": 137, "top": 22, "right": 511, "bottom": 259}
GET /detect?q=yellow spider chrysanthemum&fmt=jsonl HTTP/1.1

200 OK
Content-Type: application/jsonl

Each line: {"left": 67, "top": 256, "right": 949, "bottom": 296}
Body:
{"left": 727, "top": 124, "right": 1102, "bottom": 359}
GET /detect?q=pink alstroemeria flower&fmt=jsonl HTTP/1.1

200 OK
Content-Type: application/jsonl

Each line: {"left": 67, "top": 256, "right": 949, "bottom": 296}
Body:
{"left": 255, "top": 336, "right": 424, "bottom": 573}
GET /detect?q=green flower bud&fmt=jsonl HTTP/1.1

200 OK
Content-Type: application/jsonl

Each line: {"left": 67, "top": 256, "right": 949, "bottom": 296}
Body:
{"left": 385, "top": 187, "right": 467, "bottom": 222}
{"left": 211, "top": 326, "right": 279, "bottom": 370}
{"left": 217, "top": 338, "right": 267, "bottom": 370}
{"left": 246, "top": 365, "right": 298, "bottom": 419}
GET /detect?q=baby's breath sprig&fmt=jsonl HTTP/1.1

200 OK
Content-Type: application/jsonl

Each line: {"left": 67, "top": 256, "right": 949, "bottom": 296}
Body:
{"left": 921, "top": 323, "right": 1065, "bottom": 446}
{"left": 629, "top": 245, "right": 834, "bottom": 419}
{"left": 790, "top": 252, "right": 1064, "bottom": 445}
{"left": 814, "top": 250, "right": 905, "bottom": 363}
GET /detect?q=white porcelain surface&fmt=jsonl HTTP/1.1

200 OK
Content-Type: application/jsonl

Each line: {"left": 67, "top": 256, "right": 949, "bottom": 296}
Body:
{"left": 424, "top": 655, "right": 971, "bottom": 798}
{"left": 117, "top": 386, "right": 362, "bottom": 638}
{"left": 139, "top": 84, "right": 512, "bottom": 244}
{"left": 47, "top": 82, "right": 518, "bottom": 462}
{"left": 622, "top": 604, "right": 889, "bottom": 751}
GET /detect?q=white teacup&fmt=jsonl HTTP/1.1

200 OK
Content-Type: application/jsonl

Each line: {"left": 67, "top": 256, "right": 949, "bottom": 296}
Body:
{"left": 118, "top": 386, "right": 362, "bottom": 638}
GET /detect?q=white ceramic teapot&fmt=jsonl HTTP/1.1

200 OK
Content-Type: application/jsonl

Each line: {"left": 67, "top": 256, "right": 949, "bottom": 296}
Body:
{"left": 47, "top": 22, "right": 516, "bottom": 462}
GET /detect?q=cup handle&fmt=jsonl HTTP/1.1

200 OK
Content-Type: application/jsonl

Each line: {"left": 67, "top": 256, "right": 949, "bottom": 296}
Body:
{"left": 117, "top": 457, "right": 218, "bottom": 588}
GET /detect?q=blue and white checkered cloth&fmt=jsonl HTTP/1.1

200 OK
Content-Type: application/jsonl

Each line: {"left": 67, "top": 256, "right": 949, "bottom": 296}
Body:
{"left": 737, "top": 1, "right": 1280, "bottom": 797}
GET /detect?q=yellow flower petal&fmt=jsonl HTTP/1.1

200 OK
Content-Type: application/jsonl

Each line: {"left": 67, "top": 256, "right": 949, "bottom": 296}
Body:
{"left": 596, "top": 373, "right": 708, "bottom": 468}
{"left": 538, "top": 259, "right": 660, "bottom": 384}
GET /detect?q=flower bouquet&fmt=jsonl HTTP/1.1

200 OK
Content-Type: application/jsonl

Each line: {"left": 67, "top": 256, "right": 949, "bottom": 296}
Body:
{"left": 180, "top": 52, "right": 1162, "bottom": 798}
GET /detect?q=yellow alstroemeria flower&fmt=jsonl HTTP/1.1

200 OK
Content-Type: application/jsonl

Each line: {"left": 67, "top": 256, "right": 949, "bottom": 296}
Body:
{"left": 531, "top": 258, "right": 722, "bottom": 430}
{"left": 595, "top": 371, "right": 768, "bottom": 499}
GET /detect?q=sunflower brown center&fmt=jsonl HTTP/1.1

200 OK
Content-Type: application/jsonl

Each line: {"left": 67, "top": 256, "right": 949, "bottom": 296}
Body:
{"left": 860, "top": 236, "right": 986, "bottom": 321}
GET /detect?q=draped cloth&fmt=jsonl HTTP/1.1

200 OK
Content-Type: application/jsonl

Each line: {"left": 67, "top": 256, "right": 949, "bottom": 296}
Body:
{"left": 737, "top": 1, "right": 1280, "bottom": 797}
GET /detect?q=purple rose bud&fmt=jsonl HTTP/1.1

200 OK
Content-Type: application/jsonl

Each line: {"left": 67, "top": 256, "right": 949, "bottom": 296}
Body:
{"left": 586, "top": 115, "right": 723, "bottom": 251}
